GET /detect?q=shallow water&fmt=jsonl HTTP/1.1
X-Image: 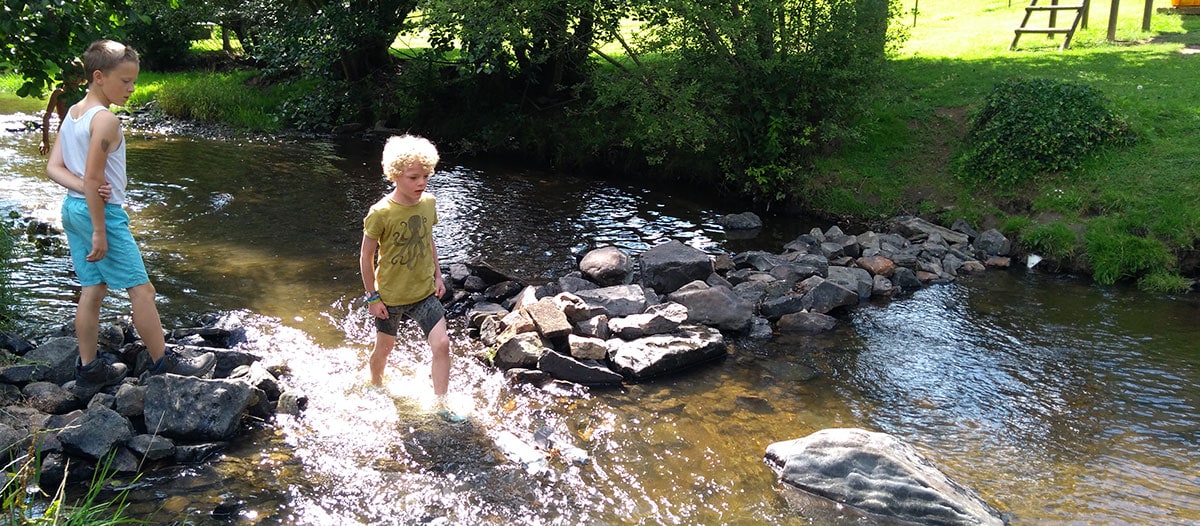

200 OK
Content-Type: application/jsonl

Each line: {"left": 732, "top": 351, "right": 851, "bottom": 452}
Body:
{"left": 2, "top": 110, "right": 1198, "bottom": 525}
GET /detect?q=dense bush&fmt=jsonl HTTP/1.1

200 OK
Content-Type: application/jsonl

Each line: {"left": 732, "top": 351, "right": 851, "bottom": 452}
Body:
{"left": 960, "top": 78, "right": 1135, "bottom": 188}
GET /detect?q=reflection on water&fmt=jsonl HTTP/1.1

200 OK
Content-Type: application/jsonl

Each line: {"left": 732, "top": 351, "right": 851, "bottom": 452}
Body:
{"left": 2, "top": 113, "right": 1199, "bottom": 524}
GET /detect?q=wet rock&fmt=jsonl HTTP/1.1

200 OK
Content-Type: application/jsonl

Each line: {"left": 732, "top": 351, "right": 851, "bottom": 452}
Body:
{"left": 22, "top": 381, "right": 79, "bottom": 414}
{"left": 493, "top": 332, "right": 549, "bottom": 370}
{"left": 572, "top": 314, "right": 610, "bottom": 340}
{"left": 557, "top": 273, "right": 599, "bottom": 293}
{"left": 826, "top": 266, "right": 873, "bottom": 302}
{"left": 56, "top": 405, "right": 134, "bottom": 461}
{"left": 0, "top": 423, "right": 20, "bottom": 457}
{"left": 608, "top": 302, "right": 688, "bottom": 340}
{"left": 666, "top": 281, "right": 754, "bottom": 333}
{"left": 889, "top": 216, "right": 970, "bottom": 245}
{"left": 765, "top": 428, "right": 1004, "bottom": 526}
{"left": 760, "top": 294, "right": 806, "bottom": 321}
{"left": 484, "top": 280, "right": 525, "bottom": 303}
{"left": 891, "top": 267, "right": 923, "bottom": 295}
{"left": 464, "top": 256, "right": 518, "bottom": 286}
{"left": 276, "top": 390, "right": 308, "bottom": 416}
{"left": 114, "top": 384, "right": 147, "bottom": 418}
{"left": 608, "top": 325, "right": 726, "bottom": 380}
{"left": 976, "top": 229, "right": 1012, "bottom": 257}
{"left": 794, "top": 276, "right": 859, "bottom": 314}
{"left": 579, "top": 246, "right": 633, "bottom": 286}
{"left": 0, "top": 332, "right": 35, "bottom": 355}
{"left": 144, "top": 375, "right": 255, "bottom": 441}
{"left": 11, "top": 337, "right": 79, "bottom": 384}
{"left": 640, "top": 240, "right": 714, "bottom": 294}
{"left": 174, "top": 442, "right": 225, "bottom": 463}
{"left": 568, "top": 334, "right": 609, "bottom": 361}
{"left": 718, "top": 211, "right": 763, "bottom": 230}
{"left": 537, "top": 351, "right": 623, "bottom": 386}
{"left": 776, "top": 312, "right": 838, "bottom": 334}
{"left": 525, "top": 298, "right": 573, "bottom": 339}
{"left": 128, "top": 433, "right": 176, "bottom": 461}
{"left": 748, "top": 316, "right": 774, "bottom": 339}
{"left": 227, "top": 362, "right": 281, "bottom": 401}
{"left": 855, "top": 255, "right": 896, "bottom": 278}
{"left": 574, "top": 284, "right": 650, "bottom": 318}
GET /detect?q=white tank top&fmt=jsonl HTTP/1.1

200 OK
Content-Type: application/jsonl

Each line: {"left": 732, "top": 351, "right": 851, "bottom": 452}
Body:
{"left": 61, "top": 105, "right": 128, "bottom": 206}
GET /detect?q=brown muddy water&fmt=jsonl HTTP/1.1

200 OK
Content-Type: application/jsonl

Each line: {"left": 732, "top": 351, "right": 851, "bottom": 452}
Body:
{"left": 2, "top": 109, "right": 1198, "bottom": 525}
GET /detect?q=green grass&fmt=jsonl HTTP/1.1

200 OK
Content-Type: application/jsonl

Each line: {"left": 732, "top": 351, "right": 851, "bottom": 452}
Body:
{"left": 811, "top": 0, "right": 1200, "bottom": 287}
{"left": 131, "top": 70, "right": 289, "bottom": 131}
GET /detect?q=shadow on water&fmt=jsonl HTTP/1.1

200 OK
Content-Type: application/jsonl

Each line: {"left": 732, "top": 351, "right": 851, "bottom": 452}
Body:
{"left": 2, "top": 110, "right": 1199, "bottom": 524}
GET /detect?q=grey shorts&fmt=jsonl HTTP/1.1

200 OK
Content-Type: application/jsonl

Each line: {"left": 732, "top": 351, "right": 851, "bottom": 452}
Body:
{"left": 374, "top": 294, "right": 446, "bottom": 337}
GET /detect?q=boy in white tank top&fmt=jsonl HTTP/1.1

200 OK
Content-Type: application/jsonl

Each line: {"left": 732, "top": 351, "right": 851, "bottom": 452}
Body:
{"left": 45, "top": 40, "right": 215, "bottom": 400}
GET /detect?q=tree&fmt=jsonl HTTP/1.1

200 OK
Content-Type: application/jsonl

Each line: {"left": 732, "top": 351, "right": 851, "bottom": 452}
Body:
{"left": 589, "top": 0, "right": 903, "bottom": 200}
{"left": 420, "top": 0, "right": 622, "bottom": 103}
{"left": 1, "top": 0, "right": 134, "bottom": 98}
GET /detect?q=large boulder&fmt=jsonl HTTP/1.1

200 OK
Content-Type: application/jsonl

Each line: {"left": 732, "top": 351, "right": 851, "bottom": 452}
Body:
{"left": 143, "top": 375, "right": 256, "bottom": 441}
{"left": 639, "top": 240, "right": 713, "bottom": 294}
{"left": 579, "top": 246, "right": 634, "bottom": 286}
{"left": 765, "top": 428, "right": 1005, "bottom": 526}
{"left": 607, "top": 325, "right": 726, "bottom": 380}
{"left": 666, "top": 281, "right": 754, "bottom": 333}
{"left": 56, "top": 405, "right": 134, "bottom": 461}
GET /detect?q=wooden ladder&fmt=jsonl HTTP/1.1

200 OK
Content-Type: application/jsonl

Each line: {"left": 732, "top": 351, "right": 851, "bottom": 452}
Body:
{"left": 1011, "top": 0, "right": 1089, "bottom": 51}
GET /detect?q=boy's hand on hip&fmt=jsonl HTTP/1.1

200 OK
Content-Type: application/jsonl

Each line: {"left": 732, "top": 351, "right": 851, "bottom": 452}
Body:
{"left": 369, "top": 302, "right": 388, "bottom": 319}
{"left": 98, "top": 183, "right": 113, "bottom": 201}
{"left": 87, "top": 233, "right": 107, "bottom": 262}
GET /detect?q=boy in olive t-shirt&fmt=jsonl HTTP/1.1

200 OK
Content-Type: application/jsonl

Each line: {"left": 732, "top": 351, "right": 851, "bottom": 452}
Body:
{"left": 359, "top": 134, "right": 451, "bottom": 400}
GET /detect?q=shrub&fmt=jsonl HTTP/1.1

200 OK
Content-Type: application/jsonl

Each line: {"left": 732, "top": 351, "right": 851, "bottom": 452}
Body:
{"left": 1021, "top": 221, "right": 1078, "bottom": 261}
{"left": 1084, "top": 217, "right": 1175, "bottom": 285}
{"left": 960, "top": 78, "right": 1135, "bottom": 189}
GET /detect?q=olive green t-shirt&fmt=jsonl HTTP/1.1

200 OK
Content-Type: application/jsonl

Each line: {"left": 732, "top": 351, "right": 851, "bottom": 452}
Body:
{"left": 363, "top": 194, "right": 438, "bottom": 305}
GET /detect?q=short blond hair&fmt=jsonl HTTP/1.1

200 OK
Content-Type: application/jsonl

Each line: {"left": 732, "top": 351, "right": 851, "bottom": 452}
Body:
{"left": 82, "top": 40, "right": 139, "bottom": 83}
{"left": 382, "top": 135, "right": 438, "bottom": 182}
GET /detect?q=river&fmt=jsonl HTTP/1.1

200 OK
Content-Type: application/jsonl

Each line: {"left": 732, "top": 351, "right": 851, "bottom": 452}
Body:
{"left": 2, "top": 107, "right": 1198, "bottom": 525}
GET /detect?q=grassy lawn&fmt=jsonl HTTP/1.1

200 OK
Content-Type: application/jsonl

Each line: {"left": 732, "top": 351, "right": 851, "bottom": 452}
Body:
{"left": 812, "top": 0, "right": 1199, "bottom": 288}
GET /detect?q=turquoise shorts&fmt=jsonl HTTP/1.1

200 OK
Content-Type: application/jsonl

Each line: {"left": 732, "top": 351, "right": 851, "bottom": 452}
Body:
{"left": 61, "top": 197, "right": 150, "bottom": 289}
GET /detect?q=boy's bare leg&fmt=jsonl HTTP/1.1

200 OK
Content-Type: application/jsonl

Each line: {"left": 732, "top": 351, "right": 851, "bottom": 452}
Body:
{"left": 370, "top": 332, "right": 396, "bottom": 386}
{"left": 128, "top": 282, "right": 166, "bottom": 362}
{"left": 428, "top": 319, "right": 450, "bottom": 396}
{"left": 76, "top": 284, "right": 108, "bottom": 365}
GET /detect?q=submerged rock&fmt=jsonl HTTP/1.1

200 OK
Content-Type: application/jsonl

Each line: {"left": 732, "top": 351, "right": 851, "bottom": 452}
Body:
{"left": 765, "top": 428, "right": 1005, "bottom": 526}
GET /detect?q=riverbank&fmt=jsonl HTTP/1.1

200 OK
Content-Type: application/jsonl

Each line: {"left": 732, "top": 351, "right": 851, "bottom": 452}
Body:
{"left": 4, "top": 1, "right": 1199, "bottom": 294}
{"left": 1, "top": 121, "right": 1198, "bottom": 523}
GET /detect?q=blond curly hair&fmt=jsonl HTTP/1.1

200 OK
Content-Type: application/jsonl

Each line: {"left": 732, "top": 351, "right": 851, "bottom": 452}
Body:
{"left": 382, "top": 135, "right": 439, "bottom": 182}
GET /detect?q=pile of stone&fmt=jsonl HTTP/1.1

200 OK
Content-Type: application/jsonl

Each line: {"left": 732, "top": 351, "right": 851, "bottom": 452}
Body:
{"left": 0, "top": 316, "right": 307, "bottom": 485}
{"left": 446, "top": 215, "right": 1013, "bottom": 388}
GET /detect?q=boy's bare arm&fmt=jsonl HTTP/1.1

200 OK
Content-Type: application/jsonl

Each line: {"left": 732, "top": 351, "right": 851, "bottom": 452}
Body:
{"left": 431, "top": 236, "right": 445, "bottom": 297}
{"left": 360, "top": 234, "right": 388, "bottom": 319}
{"left": 45, "top": 130, "right": 113, "bottom": 199}
{"left": 82, "top": 111, "right": 121, "bottom": 262}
